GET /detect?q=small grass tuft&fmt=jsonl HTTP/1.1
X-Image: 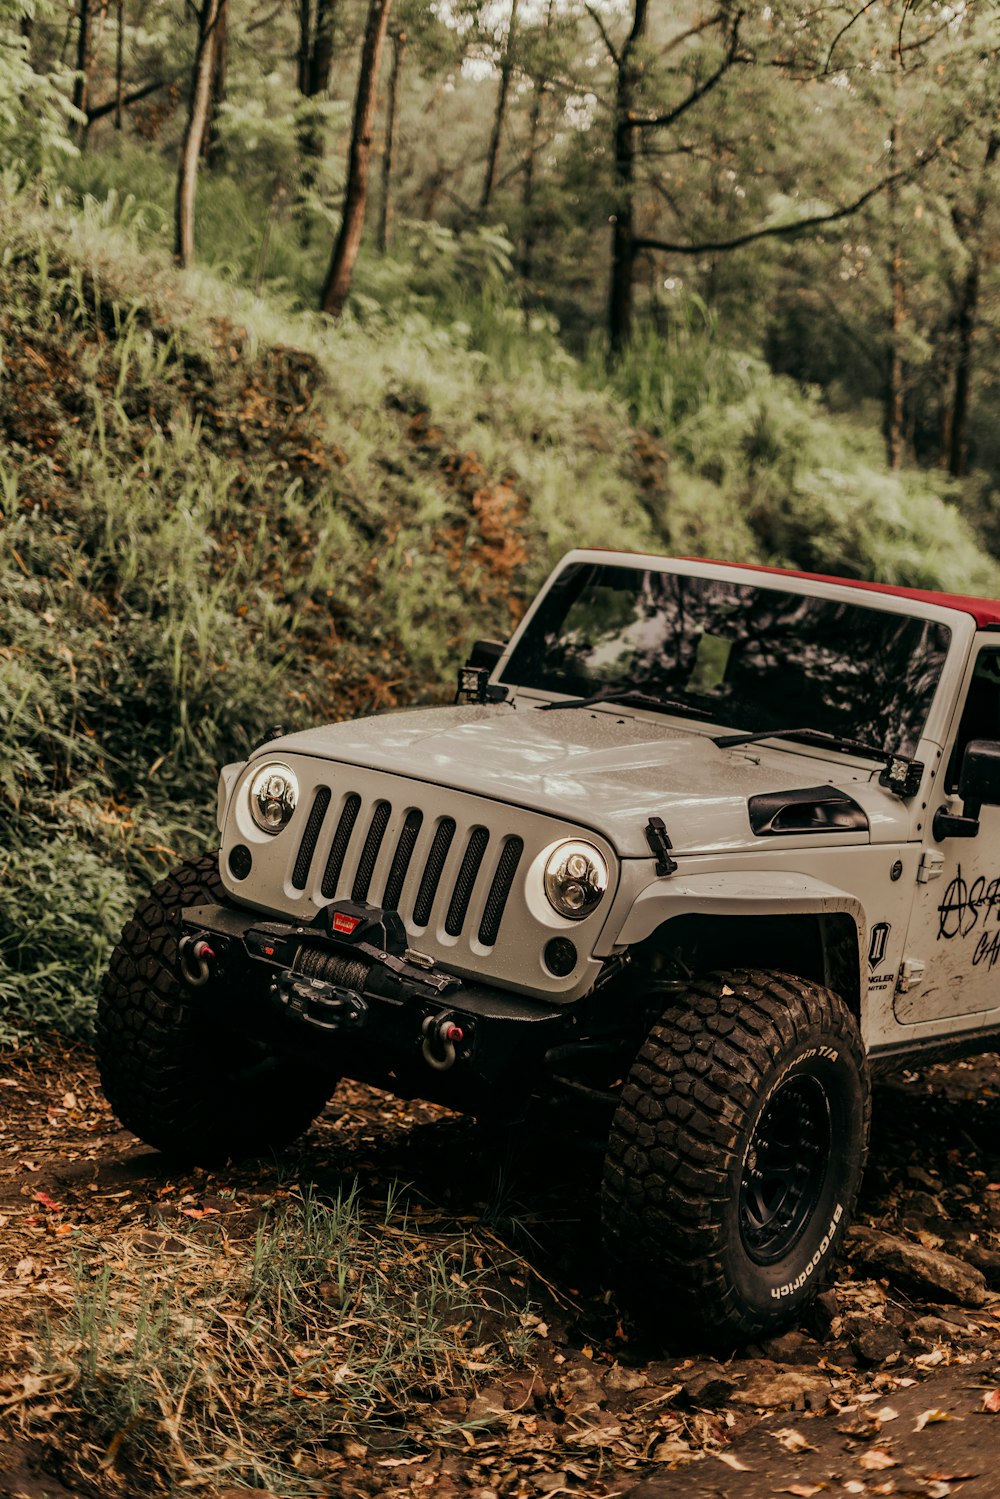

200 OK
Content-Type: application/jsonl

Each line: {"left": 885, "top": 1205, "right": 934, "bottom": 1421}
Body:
{"left": 26, "top": 1185, "right": 534, "bottom": 1495}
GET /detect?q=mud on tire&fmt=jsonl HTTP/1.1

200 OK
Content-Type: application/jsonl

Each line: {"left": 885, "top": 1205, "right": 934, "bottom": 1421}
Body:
{"left": 97, "top": 851, "right": 335, "bottom": 1163}
{"left": 601, "top": 970, "right": 870, "bottom": 1340}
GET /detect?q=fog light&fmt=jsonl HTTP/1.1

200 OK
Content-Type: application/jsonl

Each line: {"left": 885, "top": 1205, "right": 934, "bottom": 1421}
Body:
{"left": 544, "top": 937, "right": 577, "bottom": 977}
{"left": 229, "top": 844, "right": 253, "bottom": 880}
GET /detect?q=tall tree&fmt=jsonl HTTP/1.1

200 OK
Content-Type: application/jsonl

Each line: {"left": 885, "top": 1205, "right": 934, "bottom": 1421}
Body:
{"left": 518, "top": 0, "right": 554, "bottom": 284}
{"left": 174, "top": 0, "right": 225, "bottom": 266}
{"left": 480, "top": 0, "right": 518, "bottom": 214}
{"left": 885, "top": 122, "right": 905, "bottom": 472}
{"left": 204, "top": 0, "right": 228, "bottom": 168}
{"left": 946, "top": 132, "right": 998, "bottom": 477}
{"left": 377, "top": 22, "right": 406, "bottom": 253}
{"left": 320, "top": 0, "right": 393, "bottom": 318}
{"left": 592, "top": 3, "right": 750, "bottom": 357}
{"left": 604, "top": 0, "right": 648, "bottom": 359}
{"left": 297, "top": 0, "right": 337, "bottom": 167}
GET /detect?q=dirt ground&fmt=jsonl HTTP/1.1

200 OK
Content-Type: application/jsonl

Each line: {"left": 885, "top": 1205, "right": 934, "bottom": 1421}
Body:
{"left": 3, "top": 1041, "right": 1000, "bottom": 1499}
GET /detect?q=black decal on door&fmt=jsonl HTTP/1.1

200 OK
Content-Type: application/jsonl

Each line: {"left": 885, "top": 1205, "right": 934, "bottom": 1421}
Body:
{"left": 868, "top": 921, "right": 890, "bottom": 970}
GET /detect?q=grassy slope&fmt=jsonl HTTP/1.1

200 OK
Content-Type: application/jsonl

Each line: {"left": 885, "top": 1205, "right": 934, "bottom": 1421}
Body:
{"left": 2, "top": 183, "right": 998, "bottom": 1037}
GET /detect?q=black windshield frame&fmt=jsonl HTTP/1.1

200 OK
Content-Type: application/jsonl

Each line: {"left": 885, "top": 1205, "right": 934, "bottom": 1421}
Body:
{"left": 500, "top": 564, "right": 951, "bottom": 759}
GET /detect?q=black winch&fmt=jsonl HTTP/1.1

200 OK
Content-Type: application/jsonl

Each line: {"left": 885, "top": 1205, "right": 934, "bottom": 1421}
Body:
{"left": 178, "top": 896, "right": 569, "bottom": 1089}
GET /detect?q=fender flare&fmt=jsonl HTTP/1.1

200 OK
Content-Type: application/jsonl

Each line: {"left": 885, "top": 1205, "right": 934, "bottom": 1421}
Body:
{"left": 612, "top": 870, "right": 867, "bottom": 957}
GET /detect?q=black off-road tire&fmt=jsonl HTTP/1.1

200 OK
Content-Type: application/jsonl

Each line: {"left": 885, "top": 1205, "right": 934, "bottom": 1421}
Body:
{"left": 601, "top": 970, "right": 870, "bottom": 1340}
{"left": 97, "top": 851, "right": 336, "bottom": 1163}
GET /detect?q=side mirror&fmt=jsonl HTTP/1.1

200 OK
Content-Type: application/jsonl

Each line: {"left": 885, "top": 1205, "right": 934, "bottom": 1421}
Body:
{"left": 466, "top": 638, "right": 506, "bottom": 671}
{"left": 959, "top": 739, "right": 1000, "bottom": 809}
{"left": 933, "top": 739, "right": 1000, "bottom": 840}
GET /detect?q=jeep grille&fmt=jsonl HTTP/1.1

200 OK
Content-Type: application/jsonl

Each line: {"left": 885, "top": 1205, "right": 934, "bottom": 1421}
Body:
{"left": 291, "top": 789, "right": 523, "bottom": 946}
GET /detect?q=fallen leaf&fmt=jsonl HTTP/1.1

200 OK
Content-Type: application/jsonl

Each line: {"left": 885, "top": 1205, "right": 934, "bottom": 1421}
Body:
{"left": 771, "top": 1427, "right": 816, "bottom": 1453}
{"left": 32, "top": 1191, "right": 61, "bottom": 1212}
{"left": 981, "top": 1389, "right": 1000, "bottom": 1413}
{"left": 777, "top": 1487, "right": 822, "bottom": 1498}
{"left": 859, "top": 1448, "right": 899, "bottom": 1471}
{"left": 179, "top": 1207, "right": 219, "bottom": 1220}
{"left": 915, "top": 1408, "right": 960, "bottom": 1431}
{"left": 713, "top": 1451, "right": 751, "bottom": 1471}
{"left": 876, "top": 1406, "right": 900, "bottom": 1422}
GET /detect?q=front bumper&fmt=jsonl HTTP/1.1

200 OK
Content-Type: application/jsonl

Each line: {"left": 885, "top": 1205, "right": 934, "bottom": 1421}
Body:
{"left": 180, "top": 900, "right": 575, "bottom": 1103}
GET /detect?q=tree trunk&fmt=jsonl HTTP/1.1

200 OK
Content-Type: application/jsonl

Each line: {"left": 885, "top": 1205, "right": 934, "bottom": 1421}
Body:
{"left": 73, "top": 0, "right": 92, "bottom": 140}
{"left": 885, "top": 123, "right": 905, "bottom": 471}
{"left": 114, "top": 0, "right": 124, "bottom": 128}
{"left": 309, "top": 0, "right": 335, "bottom": 97}
{"left": 320, "top": 0, "right": 393, "bottom": 319}
{"left": 608, "top": 0, "right": 649, "bottom": 359}
{"left": 79, "top": 0, "right": 110, "bottom": 143}
{"left": 947, "top": 132, "right": 997, "bottom": 478}
{"left": 204, "top": 0, "right": 229, "bottom": 168}
{"left": 174, "top": 0, "right": 224, "bottom": 267}
{"left": 519, "top": 0, "right": 554, "bottom": 285}
{"left": 519, "top": 79, "right": 542, "bottom": 283}
{"left": 298, "top": 0, "right": 337, "bottom": 167}
{"left": 377, "top": 28, "right": 405, "bottom": 254}
{"left": 297, "top": 0, "right": 313, "bottom": 94}
{"left": 480, "top": 0, "right": 519, "bottom": 214}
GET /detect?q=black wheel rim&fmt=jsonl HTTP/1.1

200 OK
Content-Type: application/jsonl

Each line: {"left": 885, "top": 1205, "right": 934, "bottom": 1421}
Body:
{"left": 739, "top": 1074, "right": 831, "bottom": 1265}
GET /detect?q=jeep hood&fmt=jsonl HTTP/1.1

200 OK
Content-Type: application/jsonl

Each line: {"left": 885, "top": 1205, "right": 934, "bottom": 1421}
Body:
{"left": 263, "top": 705, "right": 900, "bottom": 857}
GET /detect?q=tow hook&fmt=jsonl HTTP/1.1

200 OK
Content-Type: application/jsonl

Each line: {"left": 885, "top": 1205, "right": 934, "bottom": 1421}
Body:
{"left": 421, "top": 1011, "right": 464, "bottom": 1072}
{"left": 178, "top": 935, "right": 215, "bottom": 987}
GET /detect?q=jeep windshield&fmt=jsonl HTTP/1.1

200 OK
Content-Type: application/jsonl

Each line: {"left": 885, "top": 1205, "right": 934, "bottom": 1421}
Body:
{"left": 500, "top": 563, "right": 950, "bottom": 758}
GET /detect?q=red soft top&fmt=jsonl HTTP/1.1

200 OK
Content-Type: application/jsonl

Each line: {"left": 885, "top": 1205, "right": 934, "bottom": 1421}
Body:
{"left": 680, "top": 556, "right": 1000, "bottom": 630}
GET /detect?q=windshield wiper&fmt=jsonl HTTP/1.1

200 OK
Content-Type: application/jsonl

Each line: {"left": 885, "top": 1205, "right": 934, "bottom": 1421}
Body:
{"left": 713, "top": 725, "right": 925, "bottom": 799}
{"left": 713, "top": 725, "right": 891, "bottom": 759}
{"left": 537, "top": 688, "right": 711, "bottom": 718}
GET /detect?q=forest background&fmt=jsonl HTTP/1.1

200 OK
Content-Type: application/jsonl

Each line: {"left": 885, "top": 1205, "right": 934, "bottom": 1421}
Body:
{"left": 2, "top": 0, "right": 1000, "bottom": 1034}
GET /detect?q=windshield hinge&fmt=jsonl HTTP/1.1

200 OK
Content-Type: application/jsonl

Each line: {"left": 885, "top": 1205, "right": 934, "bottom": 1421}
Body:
{"left": 645, "top": 816, "right": 678, "bottom": 877}
{"left": 878, "top": 756, "right": 924, "bottom": 800}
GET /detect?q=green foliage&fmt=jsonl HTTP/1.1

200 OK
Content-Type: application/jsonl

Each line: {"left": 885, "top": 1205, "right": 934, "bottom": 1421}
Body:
{"left": 0, "top": 0, "right": 79, "bottom": 177}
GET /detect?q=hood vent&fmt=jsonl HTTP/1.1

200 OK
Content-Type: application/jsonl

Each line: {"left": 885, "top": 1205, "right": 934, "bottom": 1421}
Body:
{"left": 748, "top": 785, "right": 868, "bottom": 837}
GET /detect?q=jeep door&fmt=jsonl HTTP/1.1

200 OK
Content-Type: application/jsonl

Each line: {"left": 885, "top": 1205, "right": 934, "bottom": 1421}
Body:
{"left": 895, "top": 643, "right": 1000, "bottom": 1026}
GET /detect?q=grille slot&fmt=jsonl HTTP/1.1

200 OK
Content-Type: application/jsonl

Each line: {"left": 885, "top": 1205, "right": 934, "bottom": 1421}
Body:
{"left": 445, "top": 827, "right": 490, "bottom": 937}
{"left": 352, "top": 800, "right": 393, "bottom": 901}
{"left": 477, "top": 836, "right": 524, "bottom": 946}
{"left": 321, "top": 792, "right": 362, "bottom": 898}
{"left": 382, "top": 810, "right": 424, "bottom": 911}
{"left": 412, "top": 818, "right": 457, "bottom": 927}
{"left": 291, "top": 786, "right": 331, "bottom": 890}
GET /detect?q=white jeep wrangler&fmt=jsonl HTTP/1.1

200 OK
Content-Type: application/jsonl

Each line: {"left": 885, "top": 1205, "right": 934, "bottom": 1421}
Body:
{"left": 98, "top": 550, "right": 1000, "bottom": 1337}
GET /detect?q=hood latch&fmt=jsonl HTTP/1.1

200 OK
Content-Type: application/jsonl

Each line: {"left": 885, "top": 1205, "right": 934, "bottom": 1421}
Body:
{"left": 645, "top": 816, "right": 678, "bottom": 877}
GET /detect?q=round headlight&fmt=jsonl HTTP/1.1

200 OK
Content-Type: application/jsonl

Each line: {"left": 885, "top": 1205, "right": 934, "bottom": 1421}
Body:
{"left": 248, "top": 762, "right": 299, "bottom": 835}
{"left": 543, "top": 840, "right": 609, "bottom": 921}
